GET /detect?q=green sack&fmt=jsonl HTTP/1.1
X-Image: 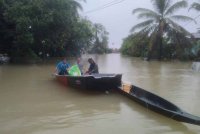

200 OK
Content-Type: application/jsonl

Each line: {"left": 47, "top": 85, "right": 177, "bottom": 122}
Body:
{"left": 68, "top": 65, "right": 81, "bottom": 76}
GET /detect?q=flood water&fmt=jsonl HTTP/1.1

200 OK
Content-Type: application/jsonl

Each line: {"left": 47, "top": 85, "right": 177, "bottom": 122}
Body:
{"left": 0, "top": 54, "right": 200, "bottom": 134}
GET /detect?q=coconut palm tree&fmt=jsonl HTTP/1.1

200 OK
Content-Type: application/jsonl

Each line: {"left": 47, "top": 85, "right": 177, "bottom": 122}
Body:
{"left": 92, "top": 23, "right": 109, "bottom": 53}
{"left": 131, "top": 0, "right": 194, "bottom": 60}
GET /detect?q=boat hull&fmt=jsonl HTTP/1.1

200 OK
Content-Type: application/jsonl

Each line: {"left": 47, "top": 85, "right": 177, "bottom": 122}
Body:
{"left": 55, "top": 75, "right": 68, "bottom": 86}
{"left": 55, "top": 74, "right": 122, "bottom": 91}
{"left": 118, "top": 83, "right": 200, "bottom": 126}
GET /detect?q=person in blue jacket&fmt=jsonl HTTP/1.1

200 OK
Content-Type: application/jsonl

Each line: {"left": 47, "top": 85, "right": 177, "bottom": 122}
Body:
{"left": 56, "top": 58, "right": 70, "bottom": 75}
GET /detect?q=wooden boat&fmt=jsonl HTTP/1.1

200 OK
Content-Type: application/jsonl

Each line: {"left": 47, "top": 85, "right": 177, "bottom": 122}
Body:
{"left": 54, "top": 73, "right": 122, "bottom": 91}
{"left": 118, "top": 83, "right": 200, "bottom": 126}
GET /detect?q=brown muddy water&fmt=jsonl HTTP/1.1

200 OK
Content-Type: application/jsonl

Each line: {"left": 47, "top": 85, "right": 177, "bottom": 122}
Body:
{"left": 0, "top": 54, "right": 200, "bottom": 134}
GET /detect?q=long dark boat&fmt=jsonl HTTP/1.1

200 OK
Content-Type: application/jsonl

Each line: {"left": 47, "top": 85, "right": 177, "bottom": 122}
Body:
{"left": 54, "top": 73, "right": 122, "bottom": 91}
{"left": 118, "top": 83, "right": 200, "bottom": 126}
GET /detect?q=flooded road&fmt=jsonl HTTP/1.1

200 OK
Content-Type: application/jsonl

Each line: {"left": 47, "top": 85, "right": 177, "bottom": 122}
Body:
{"left": 0, "top": 54, "right": 200, "bottom": 134}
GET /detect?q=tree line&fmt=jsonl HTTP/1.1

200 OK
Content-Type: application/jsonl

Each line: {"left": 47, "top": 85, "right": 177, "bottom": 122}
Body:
{"left": 121, "top": 0, "right": 200, "bottom": 61}
{"left": 0, "top": 0, "right": 109, "bottom": 62}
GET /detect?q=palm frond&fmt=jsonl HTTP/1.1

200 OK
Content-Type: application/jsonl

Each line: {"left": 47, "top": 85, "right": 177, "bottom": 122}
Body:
{"left": 148, "top": 26, "right": 159, "bottom": 51}
{"left": 169, "top": 15, "right": 196, "bottom": 23}
{"left": 166, "top": 18, "right": 190, "bottom": 35}
{"left": 130, "top": 20, "right": 155, "bottom": 32}
{"left": 137, "top": 24, "right": 158, "bottom": 37}
{"left": 189, "top": 2, "right": 200, "bottom": 11}
{"left": 164, "top": 0, "right": 172, "bottom": 11}
{"left": 151, "top": 0, "right": 172, "bottom": 15}
{"left": 130, "top": 24, "right": 158, "bottom": 46}
{"left": 69, "top": 0, "right": 83, "bottom": 11}
{"left": 166, "top": 25, "right": 192, "bottom": 48}
{"left": 132, "top": 8, "right": 158, "bottom": 15}
{"left": 137, "top": 12, "right": 160, "bottom": 20}
{"left": 165, "top": 0, "right": 187, "bottom": 16}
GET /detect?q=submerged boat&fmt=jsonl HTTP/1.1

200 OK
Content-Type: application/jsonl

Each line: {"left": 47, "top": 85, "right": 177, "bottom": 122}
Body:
{"left": 54, "top": 73, "right": 122, "bottom": 91}
{"left": 118, "top": 83, "right": 200, "bottom": 126}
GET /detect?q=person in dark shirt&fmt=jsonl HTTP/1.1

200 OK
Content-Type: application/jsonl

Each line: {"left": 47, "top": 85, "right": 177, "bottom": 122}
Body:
{"left": 86, "top": 58, "right": 99, "bottom": 75}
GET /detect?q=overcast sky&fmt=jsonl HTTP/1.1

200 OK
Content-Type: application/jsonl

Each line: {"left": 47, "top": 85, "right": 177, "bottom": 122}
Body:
{"left": 80, "top": 0, "right": 200, "bottom": 48}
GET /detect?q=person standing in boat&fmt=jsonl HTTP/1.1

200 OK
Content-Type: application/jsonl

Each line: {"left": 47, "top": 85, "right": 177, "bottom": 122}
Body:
{"left": 56, "top": 58, "right": 70, "bottom": 75}
{"left": 86, "top": 58, "right": 99, "bottom": 75}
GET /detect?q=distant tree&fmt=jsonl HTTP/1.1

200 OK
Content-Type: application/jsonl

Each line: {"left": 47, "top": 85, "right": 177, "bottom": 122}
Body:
{"left": 0, "top": 0, "right": 109, "bottom": 61}
{"left": 131, "top": 0, "right": 194, "bottom": 60}
{"left": 121, "top": 34, "right": 149, "bottom": 57}
{"left": 189, "top": 1, "right": 200, "bottom": 60}
{"left": 89, "top": 23, "right": 109, "bottom": 54}
{"left": 0, "top": 0, "right": 15, "bottom": 55}
{"left": 64, "top": 18, "right": 94, "bottom": 56}
{"left": 0, "top": 0, "right": 98, "bottom": 61}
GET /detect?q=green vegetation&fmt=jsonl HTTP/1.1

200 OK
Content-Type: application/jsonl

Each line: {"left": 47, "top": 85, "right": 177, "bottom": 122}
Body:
{"left": 0, "top": 0, "right": 109, "bottom": 63}
{"left": 1, "top": 0, "right": 200, "bottom": 62}
{"left": 88, "top": 23, "right": 109, "bottom": 54}
{"left": 189, "top": 1, "right": 200, "bottom": 61}
{"left": 121, "top": 34, "right": 149, "bottom": 57}
{"left": 121, "top": 0, "right": 200, "bottom": 61}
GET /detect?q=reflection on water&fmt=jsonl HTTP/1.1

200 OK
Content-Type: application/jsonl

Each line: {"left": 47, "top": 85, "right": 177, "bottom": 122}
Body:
{"left": 0, "top": 54, "right": 200, "bottom": 134}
